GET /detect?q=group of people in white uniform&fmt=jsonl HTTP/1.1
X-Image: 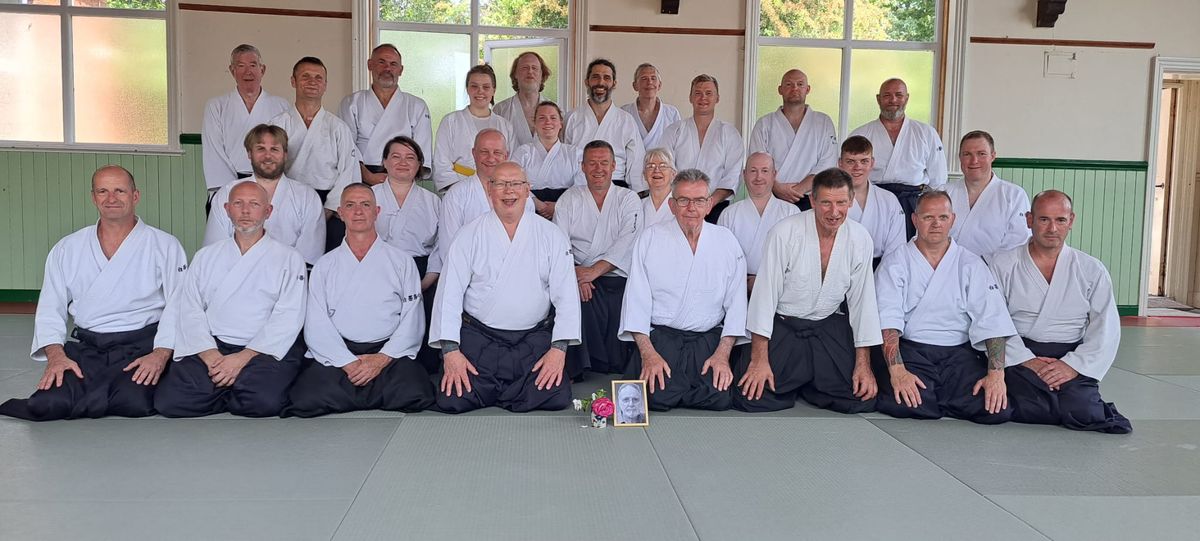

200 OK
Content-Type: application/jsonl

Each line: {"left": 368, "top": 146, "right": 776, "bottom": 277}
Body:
{"left": 0, "top": 42, "right": 1130, "bottom": 434}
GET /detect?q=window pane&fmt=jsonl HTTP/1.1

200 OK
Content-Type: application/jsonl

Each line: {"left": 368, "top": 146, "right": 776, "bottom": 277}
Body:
{"left": 755, "top": 46, "right": 842, "bottom": 132}
{"left": 72, "top": 0, "right": 165, "bottom": 9}
{"left": 0, "top": 1, "right": 60, "bottom": 5}
{"left": 759, "top": 0, "right": 844, "bottom": 39}
{"left": 484, "top": 38, "right": 560, "bottom": 104}
{"left": 0, "top": 13, "right": 64, "bottom": 142}
{"left": 72, "top": 16, "right": 167, "bottom": 145}
{"left": 379, "top": 0, "right": 469, "bottom": 25}
{"left": 853, "top": 0, "right": 935, "bottom": 41}
{"left": 480, "top": 0, "right": 568, "bottom": 29}
{"left": 846, "top": 48, "right": 934, "bottom": 131}
{"left": 381, "top": 30, "right": 471, "bottom": 139}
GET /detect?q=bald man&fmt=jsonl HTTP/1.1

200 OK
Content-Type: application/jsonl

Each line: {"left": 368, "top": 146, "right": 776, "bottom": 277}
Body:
{"left": 990, "top": 190, "right": 1131, "bottom": 433}
{"left": 155, "top": 181, "right": 308, "bottom": 418}
{"left": 0, "top": 166, "right": 186, "bottom": 420}
{"left": 430, "top": 162, "right": 581, "bottom": 413}
{"left": 749, "top": 69, "right": 839, "bottom": 211}
{"left": 849, "top": 78, "right": 947, "bottom": 238}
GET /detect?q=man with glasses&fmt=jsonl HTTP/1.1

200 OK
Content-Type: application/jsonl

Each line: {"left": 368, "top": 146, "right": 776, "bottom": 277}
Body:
{"left": 620, "top": 168, "right": 747, "bottom": 412}
{"left": 430, "top": 162, "right": 581, "bottom": 413}
{"left": 553, "top": 140, "right": 643, "bottom": 379}
{"left": 735, "top": 168, "right": 882, "bottom": 413}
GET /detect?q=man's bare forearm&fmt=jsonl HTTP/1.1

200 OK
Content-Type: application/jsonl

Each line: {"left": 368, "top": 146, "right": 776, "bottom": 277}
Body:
{"left": 882, "top": 329, "right": 903, "bottom": 367}
{"left": 984, "top": 337, "right": 1006, "bottom": 371}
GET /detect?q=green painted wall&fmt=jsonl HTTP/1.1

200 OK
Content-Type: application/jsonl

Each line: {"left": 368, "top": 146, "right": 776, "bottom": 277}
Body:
{"left": 994, "top": 158, "right": 1148, "bottom": 312}
{"left": 0, "top": 146, "right": 1150, "bottom": 314}
{"left": 0, "top": 141, "right": 207, "bottom": 291}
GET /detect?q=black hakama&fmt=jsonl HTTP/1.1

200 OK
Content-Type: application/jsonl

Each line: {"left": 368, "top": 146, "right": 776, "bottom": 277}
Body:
{"left": 625, "top": 326, "right": 732, "bottom": 412}
{"left": 0, "top": 325, "right": 160, "bottom": 420}
{"left": 704, "top": 200, "right": 731, "bottom": 224}
{"left": 566, "top": 275, "right": 632, "bottom": 378}
{"left": 876, "top": 183, "right": 923, "bottom": 239}
{"left": 874, "top": 339, "right": 1012, "bottom": 424}
{"left": 154, "top": 338, "right": 304, "bottom": 418}
{"left": 1005, "top": 338, "right": 1132, "bottom": 434}
{"left": 316, "top": 187, "right": 349, "bottom": 253}
{"left": 412, "top": 255, "right": 441, "bottom": 374}
{"left": 532, "top": 187, "right": 568, "bottom": 203}
{"left": 732, "top": 312, "right": 875, "bottom": 414}
{"left": 281, "top": 338, "right": 435, "bottom": 418}
{"left": 435, "top": 314, "right": 571, "bottom": 414}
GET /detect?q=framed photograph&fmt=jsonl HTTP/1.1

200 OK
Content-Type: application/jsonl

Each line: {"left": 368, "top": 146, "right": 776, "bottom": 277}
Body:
{"left": 611, "top": 380, "right": 649, "bottom": 427}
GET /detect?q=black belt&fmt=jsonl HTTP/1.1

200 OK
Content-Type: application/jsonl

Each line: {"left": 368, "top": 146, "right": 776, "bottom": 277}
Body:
{"left": 364, "top": 164, "right": 386, "bottom": 174}
{"left": 71, "top": 323, "right": 158, "bottom": 350}
{"left": 876, "top": 182, "right": 926, "bottom": 193}
{"left": 236, "top": 172, "right": 253, "bottom": 179}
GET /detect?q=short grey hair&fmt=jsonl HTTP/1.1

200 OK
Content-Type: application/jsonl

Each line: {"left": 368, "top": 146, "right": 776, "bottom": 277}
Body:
{"left": 671, "top": 168, "right": 711, "bottom": 195}
{"left": 644, "top": 147, "right": 676, "bottom": 170}
{"left": 230, "top": 44, "right": 262, "bottom": 65}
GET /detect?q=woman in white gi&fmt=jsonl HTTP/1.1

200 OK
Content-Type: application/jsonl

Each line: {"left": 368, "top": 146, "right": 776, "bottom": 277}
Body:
{"left": 433, "top": 64, "right": 516, "bottom": 191}
{"left": 373, "top": 135, "right": 442, "bottom": 373}
{"left": 641, "top": 148, "right": 678, "bottom": 227}
{"left": 511, "top": 101, "right": 583, "bottom": 219}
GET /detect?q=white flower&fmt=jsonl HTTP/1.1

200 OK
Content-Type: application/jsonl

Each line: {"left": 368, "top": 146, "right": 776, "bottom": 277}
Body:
{"left": 572, "top": 399, "right": 583, "bottom": 411}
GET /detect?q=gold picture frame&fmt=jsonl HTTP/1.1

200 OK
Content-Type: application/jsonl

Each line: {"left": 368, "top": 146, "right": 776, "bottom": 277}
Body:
{"left": 611, "top": 379, "right": 649, "bottom": 427}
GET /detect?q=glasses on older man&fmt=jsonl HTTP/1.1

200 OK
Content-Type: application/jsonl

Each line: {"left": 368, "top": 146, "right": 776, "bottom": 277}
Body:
{"left": 672, "top": 196, "right": 710, "bottom": 207}
{"left": 489, "top": 180, "right": 529, "bottom": 190}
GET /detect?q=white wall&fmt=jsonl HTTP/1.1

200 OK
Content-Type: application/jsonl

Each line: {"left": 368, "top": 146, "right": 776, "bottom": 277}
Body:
{"left": 585, "top": 0, "right": 745, "bottom": 128}
{"left": 961, "top": 0, "right": 1200, "bottom": 160}
{"left": 178, "top": 0, "right": 354, "bottom": 133}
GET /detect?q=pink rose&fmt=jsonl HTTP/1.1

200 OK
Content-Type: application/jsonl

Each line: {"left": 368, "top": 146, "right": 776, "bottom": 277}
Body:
{"left": 592, "top": 397, "right": 615, "bottom": 417}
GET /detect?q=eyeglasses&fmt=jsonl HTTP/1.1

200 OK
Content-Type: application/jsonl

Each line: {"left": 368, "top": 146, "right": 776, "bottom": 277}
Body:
{"left": 644, "top": 163, "right": 673, "bottom": 171}
{"left": 672, "top": 196, "right": 710, "bottom": 207}
{"left": 489, "top": 180, "right": 529, "bottom": 190}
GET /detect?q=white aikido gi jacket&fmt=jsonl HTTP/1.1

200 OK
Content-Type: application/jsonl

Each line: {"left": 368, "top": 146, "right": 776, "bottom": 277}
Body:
{"left": 338, "top": 88, "right": 433, "bottom": 168}
{"left": 747, "top": 212, "right": 882, "bottom": 347}
{"left": 989, "top": 244, "right": 1120, "bottom": 380}
{"left": 172, "top": 235, "right": 307, "bottom": 361}
{"left": 849, "top": 117, "right": 947, "bottom": 188}
{"left": 619, "top": 220, "right": 748, "bottom": 343}
{"left": 552, "top": 184, "right": 643, "bottom": 277}
{"left": 748, "top": 107, "right": 838, "bottom": 184}
{"left": 430, "top": 212, "right": 581, "bottom": 345}
{"left": 32, "top": 219, "right": 187, "bottom": 360}
{"left": 876, "top": 240, "right": 1016, "bottom": 349}
{"left": 718, "top": 196, "right": 802, "bottom": 275}
{"left": 268, "top": 106, "right": 361, "bottom": 210}
{"left": 946, "top": 175, "right": 1031, "bottom": 261}
{"left": 204, "top": 176, "right": 326, "bottom": 265}
{"left": 202, "top": 88, "right": 290, "bottom": 189}
{"left": 432, "top": 108, "right": 516, "bottom": 191}
{"left": 620, "top": 100, "right": 681, "bottom": 151}
{"left": 304, "top": 239, "right": 425, "bottom": 367}
{"left": 493, "top": 94, "right": 544, "bottom": 149}
{"left": 564, "top": 104, "right": 646, "bottom": 191}
{"left": 511, "top": 140, "right": 585, "bottom": 191}
{"left": 372, "top": 181, "right": 440, "bottom": 270}
{"left": 848, "top": 184, "right": 907, "bottom": 258}
{"left": 642, "top": 196, "right": 675, "bottom": 228}
{"left": 662, "top": 117, "right": 745, "bottom": 195}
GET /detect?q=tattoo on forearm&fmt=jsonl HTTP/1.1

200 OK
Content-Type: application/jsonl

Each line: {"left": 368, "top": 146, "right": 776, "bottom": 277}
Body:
{"left": 985, "top": 337, "right": 1006, "bottom": 371}
{"left": 883, "top": 329, "right": 903, "bottom": 367}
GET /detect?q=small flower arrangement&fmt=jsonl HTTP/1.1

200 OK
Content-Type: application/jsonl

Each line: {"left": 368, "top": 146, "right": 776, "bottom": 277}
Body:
{"left": 574, "top": 389, "right": 613, "bottom": 428}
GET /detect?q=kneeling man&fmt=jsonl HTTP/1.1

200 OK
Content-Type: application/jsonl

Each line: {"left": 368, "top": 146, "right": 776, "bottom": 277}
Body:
{"left": 155, "top": 181, "right": 307, "bottom": 417}
{"left": 874, "top": 190, "right": 1015, "bottom": 423}
{"left": 620, "top": 169, "right": 747, "bottom": 412}
{"left": 0, "top": 166, "right": 186, "bottom": 420}
{"left": 283, "top": 184, "right": 435, "bottom": 417}
{"left": 431, "top": 162, "right": 581, "bottom": 413}
{"left": 735, "top": 168, "right": 881, "bottom": 413}
{"left": 990, "top": 190, "right": 1131, "bottom": 433}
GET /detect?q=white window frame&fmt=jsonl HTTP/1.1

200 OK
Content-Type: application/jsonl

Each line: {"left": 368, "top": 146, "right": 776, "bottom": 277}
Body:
{"left": 743, "top": 0, "right": 943, "bottom": 138}
{"left": 368, "top": 0, "right": 574, "bottom": 107}
{"left": 0, "top": 1, "right": 179, "bottom": 153}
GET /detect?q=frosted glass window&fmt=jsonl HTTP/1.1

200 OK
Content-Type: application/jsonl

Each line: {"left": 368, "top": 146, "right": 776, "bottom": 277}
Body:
{"left": 72, "top": 16, "right": 168, "bottom": 145}
{"left": 486, "top": 39, "right": 561, "bottom": 104}
{"left": 381, "top": 30, "right": 471, "bottom": 139}
{"left": 847, "top": 49, "right": 934, "bottom": 130}
{"left": 480, "top": 0, "right": 568, "bottom": 29}
{"left": 0, "top": 13, "right": 64, "bottom": 142}
{"left": 755, "top": 46, "right": 842, "bottom": 131}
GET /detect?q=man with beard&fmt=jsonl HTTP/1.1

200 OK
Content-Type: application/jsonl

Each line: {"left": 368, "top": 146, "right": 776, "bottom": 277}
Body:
{"left": 494, "top": 51, "right": 553, "bottom": 149}
{"left": 155, "top": 181, "right": 308, "bottom": 417}
{"left": 849, "top": 78, "right": 947, "bottom": 238}
{"left": 564, "top": 59, "right": 646, "bottom": 193}
{"left": 339, "top": 44, "right": 433, "bottom": 186}
{"left": 201, "top": 44, "right": 290, "bottom": 212}
{"left": 749, "top": 69, "right": 838, "bottom": 211}
{"left": 554, "top": 141, "right": 643, "bottom": 378}
{"left": 0, "top": 166, "right": 187, "bottom": 421}
{"left": 620, "top": 63, "right": 681, "bottom": 152}
{"left": 662, "top": 74, "right": 743, "bottom": 222}
{"left": 204, "top": 124, "right": 325, "bottom": 265}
